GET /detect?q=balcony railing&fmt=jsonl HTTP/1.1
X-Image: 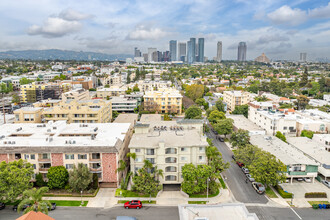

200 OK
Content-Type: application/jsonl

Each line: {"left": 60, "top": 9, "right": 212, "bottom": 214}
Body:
{"left": 38, "top": 158, "right": 51, "bottom": 162}
{"left": 39, "top": 168, "right": 50, "bottom": 172}
{"left": 90, "top": 167, "right": 102, "bottom": 172}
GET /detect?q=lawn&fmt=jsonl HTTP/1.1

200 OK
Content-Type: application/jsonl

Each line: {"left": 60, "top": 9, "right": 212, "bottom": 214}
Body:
{"left": 43, "top": 188, "right": 99, "bottom": 197}
{"left": 115, "top": 189, "right": 157, "bottom": 198}
{"left": 219, "top": 176, "right": 227, "bottom": 189}
{"left": 308, "top": 201, "right": 330, "bottom": 206}
{"left": 189, "top": 189, "right": 219, "bottom": 198}
{"left": 117, "top": 200, "right": 156, "bottom": 204}
{"left": 188, "top": 201, "right": 207, "bottom": 204}
{"left": 265, "top": 187, "right": 278, "bottom": 198}
{"left": 49, "top": 200, "right": 88, "bottom": 207}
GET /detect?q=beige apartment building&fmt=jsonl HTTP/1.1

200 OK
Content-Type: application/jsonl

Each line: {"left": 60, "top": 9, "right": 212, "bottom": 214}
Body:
{"left": 144, "top": 88, "right": 183, "bottom": 114}
{"left": 42, "top": 99, "right": 112, "bottom": 123}
{"left": 96, "top": 87, "right": 127, "bottom": 98}
{"left": 14, "top": 107, "right": 44, "bottom": 123}
{"left": 128, "top": 118, "right": 208, "bottom": 185}
{"left": 61, "top": 88, "right": 89, "bottom": 102}
{"left": 223, "top": 90, "right": 251, "bottom": 112}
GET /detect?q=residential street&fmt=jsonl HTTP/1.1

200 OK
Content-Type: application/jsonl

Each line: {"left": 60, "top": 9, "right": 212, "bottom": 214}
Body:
{"left": 206, "top": 130, "right": 268, "bottom": 204}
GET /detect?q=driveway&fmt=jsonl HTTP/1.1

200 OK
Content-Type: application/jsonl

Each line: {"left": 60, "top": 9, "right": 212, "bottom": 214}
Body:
{"left": 206, "top": 131, "right": 268, "bottom": 204}
{"left": 87, "top": 188, "right": 117, "bottom": 208}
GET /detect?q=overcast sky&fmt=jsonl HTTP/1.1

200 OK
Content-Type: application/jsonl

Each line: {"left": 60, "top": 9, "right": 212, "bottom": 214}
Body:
{"left": 0, "top": 0, "right": 330, "bottom": 60}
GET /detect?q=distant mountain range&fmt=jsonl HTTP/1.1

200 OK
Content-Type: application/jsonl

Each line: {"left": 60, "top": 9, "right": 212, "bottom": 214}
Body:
{"left": 0, "top": 49, "right": 133, "bottom": 61}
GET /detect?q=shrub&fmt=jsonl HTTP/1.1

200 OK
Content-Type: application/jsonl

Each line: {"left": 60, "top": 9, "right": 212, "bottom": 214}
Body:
{"left": 47, "top": 166, "right": 69, "bottom": 189}
{"left": 274, "top": 185, "right": 292, "bottom": 198}
{"left": 92, "top": 173, "right": 99, "bottom": 189}
{"left": 35, "top": 173, "right": 46, "bottom": 187}
{"left": 305, "top": 192, "right": 327, "bottom": 198}
{"left": 312, "top": 204, "right": 319, "bottom": 209}
{"left": 120, "top": 178, "right": 126, "bottom": 190}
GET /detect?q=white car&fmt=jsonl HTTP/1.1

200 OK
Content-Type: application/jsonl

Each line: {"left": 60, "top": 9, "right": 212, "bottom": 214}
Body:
{"left": 246, "top": 174, "right": 255, "bottom": 182}
{"left": 322, "top": 180, "right": 330, "bottom": 188}
{"left": 242, "top": 167, "right": 249, "bottom": 174}
{"left": 303, "top": 177, "right": 312, "bottom": 183}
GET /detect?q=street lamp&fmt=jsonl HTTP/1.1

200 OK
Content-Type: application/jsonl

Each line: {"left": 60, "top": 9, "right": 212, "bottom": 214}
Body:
{"left": 291, "top": 193, "right": 294, "bottom": 206}
{"left": 80, "top": 190, "right": 83, "bottom": 207}
{"left": 206, "top": 178, "right": 210, "bottom": 201}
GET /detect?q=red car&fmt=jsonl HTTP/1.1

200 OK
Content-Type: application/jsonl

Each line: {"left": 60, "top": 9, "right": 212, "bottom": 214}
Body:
{"left": 236, "top": 161, "right": 244, "bottom": 168}
{"left": 124, "top": 200, "right": 142, "bottom": 209}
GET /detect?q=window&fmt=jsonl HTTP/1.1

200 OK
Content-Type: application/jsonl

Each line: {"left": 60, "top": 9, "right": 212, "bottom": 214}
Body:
{"left": 24, "top": 154, "right": 29, "bottom": 160}
{"left": 78, "top": 154, "right": 87, "bottom": 159}
{"left": 181, "top": 157, "right": 187, "bottom": 161}
{"left": 65, "top": 154, "right": 74, "bottom": 160}
{"left": 32, "top": 164, "right": 36, "bottom": 169}
{"left": 135, "top": 149, "right": 141, "bottom": 153}
{"left": 199, "top": 147, "right": 205, "bottom": 152}
{"left": 289, "top": 127, "right": 294, "bottom": 131}
{"left": 199, "top": 156, "right": 204, "bottom": 161}
{"left": 146, "top": 149, "right": 155, "bottom": 155}
{"left": 41, "top": 153, "right": 49, "bottom": 159}
{"left": 146, "top": 158, "right": 155, "bottom": 164}
{"left": 65, "top": 164, "right": 74, "bottom": 169}
{"left": 283, "top": 127, "right": 287, "bottom": 130}
{"left": 181, "top": 148, "right": 186, "bottom": 152}
{"left": 97, "top": 173, "right": 102, "bottom": 179}
{"left": 135, "top": 157, "right": 143, "bottom": 162}
{"left": 30, "top": 154, "right": 35, "bottom": 160}
{"left": 91, "top": 163, "right": 101, "bottom": 169}
{"left": 165, "top": 166, "right": 177, "bottom": 172}
{"left": 165, "top": 175, "right": 177, "bottom": 181}
{"left": 165, "top": 148, "right": 177, "bottom": 154}
{"left": 165, "top": 157, "right": 177, "bottom": 163}
{"left": 91, "top": 153, "right": 100, "bottom": 159}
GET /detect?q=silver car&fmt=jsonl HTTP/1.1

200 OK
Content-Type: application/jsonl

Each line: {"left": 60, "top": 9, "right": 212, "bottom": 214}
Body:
{"left": 322, "top": 180, "right": 330, "bottom": 188}
{"left": 246, "top": 173, "right": 255, "bottom": 182}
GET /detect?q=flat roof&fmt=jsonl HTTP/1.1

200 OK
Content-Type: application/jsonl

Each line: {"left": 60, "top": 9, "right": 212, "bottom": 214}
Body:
{"left": 287, "top": 137, "right": 330, "bottom": 166}
{"left": 0, "top": 121, "right": 130, "bottom": 150}
{"left": 113, "top": 113, "right": 138, "bottom": 125}
{"left": 227, "top": 115, "right": 265, "bottom": 132}
{"left": 140, "top": 114, "right": 162, "bottom": 122}
{"left": 250, "top": 135, "right": 318, "bottom": 166}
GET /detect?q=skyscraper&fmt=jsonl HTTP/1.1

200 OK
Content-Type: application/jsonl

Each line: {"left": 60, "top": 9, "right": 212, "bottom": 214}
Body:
{"left": 237, "top": 42, "right": 247, "bottom": 61}
{"left": 169, "top": 40, "right": 177, "bottom": 61}
{"left": 187, "top": 38, "right": 196, "bottom": 64}
{"left": 300, "top": 53, "right": 307, "bottom": 62}
{"left": 134, "top": 47, "right": 141, "bottom": 57}
{"left": 148, "top": 48, "right": 157, "bottom": 62}
{"left": 178, "top": 42, "right": 186, "bottom": 62}
{"left": 198, "top": 38, "right": 204, "bottom": 63}
{"left": 216, "top": 41, "right": 222, "bottom": 62}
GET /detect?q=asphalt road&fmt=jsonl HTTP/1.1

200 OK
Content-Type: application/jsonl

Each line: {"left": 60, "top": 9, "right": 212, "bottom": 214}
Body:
{"left": 0, "top": 206, "right": 180, "bottom": 220}
{"left": 206, "top": 130, "right": 268, "bottom": 204}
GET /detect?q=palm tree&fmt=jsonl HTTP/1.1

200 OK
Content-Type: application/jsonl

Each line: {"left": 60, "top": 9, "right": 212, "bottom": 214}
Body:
{"left": 126, "top": 152, "right": 136, "bottom": 161}
{"left": 154, "top": 165, "right": 164, "bottom": 182}
{"left": 116, "top": 160, "right": 127, "bottom": 173}
{"left": 17, "top": 187, "right": 51, "bottom": 214}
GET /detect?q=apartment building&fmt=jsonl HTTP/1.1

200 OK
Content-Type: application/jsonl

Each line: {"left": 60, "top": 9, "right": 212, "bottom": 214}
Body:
{"left": 96, "top": 87, "right": 127, "bottom": 98}
{"left": 42, "top": 100, "right": 112, "bottom": 123}
{"left": 61, "top": 88, "right": 89, "bottom": 102}
{"left": 144, "top": 88, "right": 183, "bottom": 114}
{"left": 128, "top": 118, "right": 207, "bottom": 185}
{"left": 313, "top": 134, "right": 330, "bottom": 151}
{"left": 250, "top": 135, "right": 318, "bottom": 183}
{"left": 223, "top": 90, "right": 251, "bottom": 111}
{"left": 295, "top": 109, "right": 330, "bottom": 134}
{"left": 102, "top": 73, "right": 122, "bottom": 86}
{"left": 0, "top": 121, "right": 131, "bottom": 187}
{"left": 248, "top": 106, "right": 297, "bottom": 136}
{"left": 110, "top": 96, "right": 138, "bottom": 113}
{"left": 14, "top": 107, "right": 43, "bottom": 123}
{"left": 128, "top": 80, "right": 171, "bottom": 92}
{"left": 20, "top": 82, "right": 71, "bottom": 103}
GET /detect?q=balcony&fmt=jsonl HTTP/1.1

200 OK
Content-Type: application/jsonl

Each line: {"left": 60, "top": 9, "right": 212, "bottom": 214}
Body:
{"left": 39, "top": 168, "right": 50, "bottom": 172}
{"left": 90, "top": 167, "right": 102, "bottom": 172}
{"left": 38, "top": 154, "right": 51, "bottom": 162}
{"left": 89, "top": 153, "right": 101, "bottom": 162}
{"left": 288, "top": 171, "right": 307, "bottom": 176}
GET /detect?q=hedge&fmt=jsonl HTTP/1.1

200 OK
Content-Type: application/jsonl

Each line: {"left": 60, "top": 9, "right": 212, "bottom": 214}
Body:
{"left": 274, "top": 185, "right": 292, "bottom": 198}
{"left": 305, "top": 192, "right": 327, "bottom": 198}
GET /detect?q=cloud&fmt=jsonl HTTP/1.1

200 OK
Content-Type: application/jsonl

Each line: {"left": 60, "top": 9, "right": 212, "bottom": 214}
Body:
{"left": 126, "top": 25, "right": 169, "bottom": 41}
{"left": 265, "top": 42, "right": 292, "bottom": 55}
{"left": 27, "top": 9, "right": 92, "bottom": 38}
{"left": 59, "top": 9, "right": 93, "bottom": 21}
{"left": 309, "top": 2, "right": 330, "bottom": 19}
{"left": 256, "top": 34, "right": 289, "bottom": 44}
{"left": 28, "top": 17, "right": 82, "bottom": 38}
{"left": 267, "top": 5, "right": 307, "bottom": 26}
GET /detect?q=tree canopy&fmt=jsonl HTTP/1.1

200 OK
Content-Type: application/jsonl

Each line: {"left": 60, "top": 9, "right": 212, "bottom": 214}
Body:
{"left": 185, "top": 84, "right": 204, "bottom": 101}
{"left": 69, "top": 163, "right": 93, "bottom": 192}
{"left": 208, "top": 110, "right": 226, "bottom": 123}
{"left": 17, "top": 187, "right": 51, "bottom": 215}
{"left": 184, "top": 105, "right": 202, "bottom": 119}
{"left": 213, "top": 118, "right": 234, "bottom": 137}
{"left": 230, "top": 129, "right": 250, "bottom": 148}
{"left": 232, "top": 104, "right": 248, "bottom": 118}
{"left": 47, "top": 166, "right": 69, "bottom": 189}
{"left": 215, "top": 99, "right": 226, "bottom": 112}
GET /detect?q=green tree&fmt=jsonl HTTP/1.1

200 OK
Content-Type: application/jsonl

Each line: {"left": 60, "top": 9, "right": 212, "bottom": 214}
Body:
{"left": 215, "top": 99, "right": 226, "bottom": 112}
{"left": 125, "top": 88, "right": 132, "bottom": 94}
{"left": 112, "top": 111, "right": 119, "bottom": 120}
{"left": 275, "top": 131, "right": 286, "bottom": 143}
{"left": 185, "top": 84, "right": 204, "bottom": 101}
{"left": 0, "top": 83, "right": 13, "bottom": 94}
{"left": 17, "top": 187, "right": 51, "bottom": 214}
{"left": 195, "top": 98, "right": 209, "bottom": 110}
{"left": 248, "top": 150, "right": 287, "bottom": 187}
{"left": 133, "top": 84, "right": 140, "bottom": 92}
{"left": 47, "top": 166, "right": 69, "bottom": 189}
{"left": 184, "top": 105, "right": 202, "bottom": 119}
{"left": 214, "top": 118, "right": 234, "bottom": 137}
{"left": 104, "top": 84, "right": 110, "bottom": 88}
{"left": 232, "top": 104, "right": 248, "bottom": 118}
{"left": 35, "top": 173, "right": 46, "bottom": 187}
{"left": 234, "top": 144, "right": 261, "bottom": 166}
{"left": 300, "top": 130, "right": 314, "bottom": 139}
{"left": 11, "top": 93, "right": 20, "bottom": 104}
{"left": 254, "top": 96, "right": 268, "bottom": 102}
{"left": 163, "top": 114, "right": 172, "bottom": 121}
{"left": 69, "top": 163, "right": 93, "bottom": 193}
{"left": 19, "top": 77, "right": 34, "bottom": 85}
{"left": 0, "top": 159, "right": 34, "bottom": 202}
{"left": 208, "top": 110, "right": 226, "bottom": 123}
{"left": 299, "top": 67, "right": 308, "bottom": 87}
{"left": 308, "top": 82, "right": 320, "bottom": 96}
{"left": 294, "top": 95, "right": 309, "bottom": 110}
{"left": 230, "top": 129, "right": 250, "bottom": 148}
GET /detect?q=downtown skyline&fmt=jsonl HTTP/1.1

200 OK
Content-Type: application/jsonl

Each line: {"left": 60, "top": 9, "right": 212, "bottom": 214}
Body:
{"left": 0, "top": 0, "right": 330, "bottom": 61}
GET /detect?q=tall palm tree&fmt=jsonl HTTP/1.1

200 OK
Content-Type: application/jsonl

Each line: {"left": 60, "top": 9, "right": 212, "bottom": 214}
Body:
{"left": 116, "top": 160, "right": 127, "bottom": 173}
{"left": 126, "top": 152, "right": 136, "bottom": 160}
{"left": 17, "top": 187, "right": 51, "bottom": 214}
{"left": 154, "top": 165, "right": 164, "bottom": 182}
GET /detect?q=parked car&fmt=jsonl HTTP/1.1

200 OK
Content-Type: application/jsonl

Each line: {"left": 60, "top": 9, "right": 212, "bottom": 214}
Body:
{"left": 236, "top": 161, "right": 244, "bottom": 168}
{"left": 242, "top": 167, "right": 249, "bottom": 174}
{"left": 303, "top": 177, "right": 312, "bottom": 183}
{"left": 0, "top": 202, "right": 5, "bottom": 210}
{"left": 322, "top": 180, "right": 330, "bottom": 188}
{"left": 246, "top": 174, "right": 255, "bottom": 182}
{"left": 13, "top": 203, "right": 56, "bottom": 212}
{"left": 252, "top": 182, "right": 265, "bottom": 194}
{"left": 297, "top": 178, "right": 303, "bottom": 181}
{"left": 232, "top": 155, "right": 236, "bottom": 161}
{"left": 219, "top": 137, "right": 224, "bottom": 142}
{"left": 124, "top": 200, "right": 142, "bottom": 209}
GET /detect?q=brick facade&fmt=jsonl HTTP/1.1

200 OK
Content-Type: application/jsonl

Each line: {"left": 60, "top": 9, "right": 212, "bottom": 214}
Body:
{"left": 0, "top": 154, "right": 8, "bottom": 163}
{"left": 102, "top": 153, "right": 117, "bottom": 184}
{"left": 51, "top": 153, "right": 64, "bottom": 166}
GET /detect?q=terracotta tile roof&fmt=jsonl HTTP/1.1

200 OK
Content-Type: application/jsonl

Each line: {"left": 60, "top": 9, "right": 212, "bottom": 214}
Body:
{"left": 279, "top": 97, "right": 290, "bottom": 101}
{"left": 16, "top": 211, "right": 55, "bottom": 220}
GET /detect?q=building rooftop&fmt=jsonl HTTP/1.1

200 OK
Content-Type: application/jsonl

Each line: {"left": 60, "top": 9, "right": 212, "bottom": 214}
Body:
{"left": 14, "top": 107, "right": 43, "bottom": 113}
{"left": 0, "top": 121, "right": 130, "bottom": 152}
{"left": 140, "top": 114, "right": 162, "bottom": 122}
{"left": 113, "top": 114, "right": 138, "bottom": 125}
{"left": 227, "top": 115, "right": 265, "bottom": 134}
{"left": 253, "top": 109, "right": 298, "bottom": 121}
{"left": 250, "top": 135, "right": 318, "bottom": 166}
{"left": 287, "top": 137, "right": 330, "bottom": 166}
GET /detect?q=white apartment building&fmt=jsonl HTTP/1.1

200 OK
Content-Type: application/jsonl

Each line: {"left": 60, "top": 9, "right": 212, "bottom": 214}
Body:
{"left": 313, "top": 134, "right": 330, "bottom": 151}
{"left": 128, "top": 119, "right": 207, "bottom": 185}
{"left": 110, "top": 96, "right": 138, "bottom": 113}
{"left": 223, "top": 90, "right": 252, "bottom": 112}
{"left": 61, "top": 88, "right": 89, "bottom": 102}
{"left": 102, "top": 73, "right": 122, "bottom": 86}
